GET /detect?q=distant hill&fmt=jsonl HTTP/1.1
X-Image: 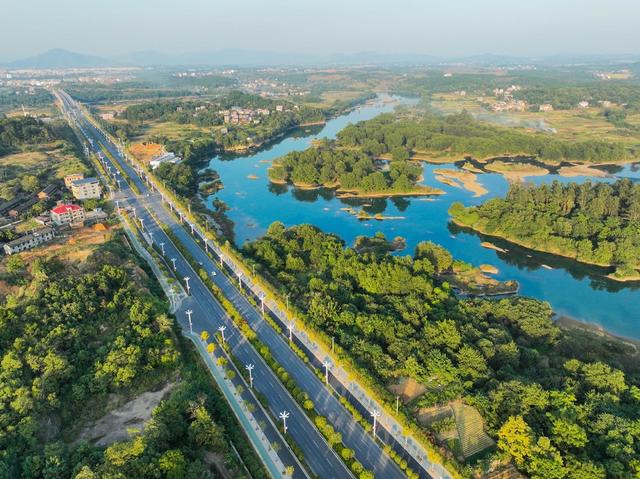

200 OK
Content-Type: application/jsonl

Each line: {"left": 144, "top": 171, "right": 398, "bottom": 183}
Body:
{"left": 3, "top": 48, "right": 117, "bottom": 69}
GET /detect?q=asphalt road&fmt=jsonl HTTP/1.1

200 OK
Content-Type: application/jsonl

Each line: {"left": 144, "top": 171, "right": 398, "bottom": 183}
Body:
{"left": 58, "top": 91, "right": 353, "bottom": 479}
{"left": 59, "top": 90, "right": 426, "bottom": 479}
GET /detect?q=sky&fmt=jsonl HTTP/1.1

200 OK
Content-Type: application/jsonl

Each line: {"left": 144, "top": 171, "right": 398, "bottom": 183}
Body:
{"left": 1, "top": 0, "right": 640, "bottom": 60}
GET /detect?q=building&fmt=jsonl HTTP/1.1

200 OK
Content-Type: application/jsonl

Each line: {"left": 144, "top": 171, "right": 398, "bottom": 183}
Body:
{"left": 539, "top": 104, "right": 554, "bottom": 112}
{"left": 578, "top": 101, "right": 589, "bottom": 108}
{"left": 150, "top": 152, "right": 181, "bottom": 169}
{"left": 37, "top": 184, "right": 59, "bottom": 200}
{"left": 3, "top": 227, "right": 55, "bottom": 255}
{"left": 51, "top": 204, "right": 85, "bottom": 226}
{"left": 64, "top": 173, "right": 84, "bottom": 188}
{"left": 70, "top": 177, "right": 101, "bottom": 200}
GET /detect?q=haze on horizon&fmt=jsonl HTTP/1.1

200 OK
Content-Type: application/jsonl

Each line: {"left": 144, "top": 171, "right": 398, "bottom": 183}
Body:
{"left": 1, "top": 0, "right": 640, "bottom": 61}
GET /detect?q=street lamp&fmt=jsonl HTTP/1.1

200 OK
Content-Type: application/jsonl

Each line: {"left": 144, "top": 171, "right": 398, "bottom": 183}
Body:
{"left": 259, "top": 292, "right": 265, "bottom": 315}
{"left": 322, "top": 360, "right": 331, "bottom": 385}
{"left": 287, "top": 322, "right": 294, "bottom": 342}
{"left": 237, "top": 271, "right": 242, "bottom": 289}
{"left": 185, "top": 309, "right": 193, "bottom": 334}
{"left": 245, "top": 363, "right": 254, "bottom": 388}
{"left": 171, "top": 258, "right": 177, "bottom": 271}
{"left": 139, "top": 217, "right": 144, "bottom": 231}
{"left": 279, "top": 411, "right": 290, "bottom": 434}
{"left": 159, "top": 242, "right": 165, "bottom": 256}
{"left": 190, "top": 223, "right": 195, "bottom": 235}
{"left": 132, "top": 207, "right": 136, "bottom": 219}
{"left": 184, "top": 276, "right": 191, "bottom": 295}
{"left": 218, "top": 325, "right": 227, "bottom": 343}
{"left": 285, "top": 293, "right": 290, "bottom": 311}
{"left": 370, "top": 409, "right": 381, "bottom": 438}
{"left": 148, "top": 231, "right": 154, "bottom": 244}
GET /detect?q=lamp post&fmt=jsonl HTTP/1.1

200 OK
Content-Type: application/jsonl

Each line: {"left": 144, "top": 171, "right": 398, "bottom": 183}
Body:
{"left": 184, "top": 276, "right": 191, "bottom": 295}
{"left": 245, "top": 363, "right": 254, "bottom": 389}
{"left": 171, "top": 257, "right": 177, "bottom": 271}
{"left": 259, "top": 292, "right": 265, "bottom": 315}
{"left": 287, "top": 322, "right": 294, "bottom": 343}
{"left": 159, "top": 242, "right": 165, "bottom": 256}
{"left": 218, "top": 325, "right": 226, "bottom": 343}
{"left": 322, "top": 360, "right": 331, "bottom": 385}
{"left": 371, "top": 409, "right": 381, "bottom": 438}
{"left": 279, "top": 411, "right": 290, "bottom": 434}
{"left": 190, "top": 223, "right": 195, "bottom": 235}
{"left": 237, "top": 271, "right": 242, "bottom": 289}
{"left": 185, "top": 309, "right": 193, "bottom": 334}
{"left": 148, "top": 231, "right": 153, "bottom": 244}
{"left": 139, "top": 217, "right": 144, "bottom": 231}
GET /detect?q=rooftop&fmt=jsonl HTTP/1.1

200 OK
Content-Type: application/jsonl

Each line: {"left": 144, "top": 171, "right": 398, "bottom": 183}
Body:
{"left": 71, "top": 177, "right": 99, "bottom": 186}
{"left": 51, "top": 204, "right": 83, "bottom": 214}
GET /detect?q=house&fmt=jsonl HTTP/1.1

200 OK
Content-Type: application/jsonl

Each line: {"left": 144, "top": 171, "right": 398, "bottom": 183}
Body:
{"left": 539, "top": 104, "right": 554, "bottom": 112}
{"left": 85, "top": 208, "right": 108, "bottom": 225}
{"left": 70, "top": 177, "right": 101, "bottom": 200}
{"left": 578, "top": 101, "right": 589, "bottom": 108}
{"left": 3, "top": 227, "right": 55, "bottom": 255}
{"left": 51, "top": 204, "right": 85, "bottom": 226}
{"left": 37, "top": 184, "right": 59, "bottom": 200}
{"left": 64, "top": 173, "right": 84, "bottom": 188}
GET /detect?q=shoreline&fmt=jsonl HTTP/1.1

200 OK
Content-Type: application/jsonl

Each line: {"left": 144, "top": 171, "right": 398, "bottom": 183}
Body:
{"left": 451, "top": 218, "right": 640, "bottom": 283}
{"left": 555, "top": 315, "right": 640, "bottom": 351}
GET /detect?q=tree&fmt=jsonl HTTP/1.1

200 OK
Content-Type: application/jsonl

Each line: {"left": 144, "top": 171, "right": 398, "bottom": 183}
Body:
{"left": 498, "top": 416, "right": 534, "bottom": 466}
{"left": 200, "top": 330, "right": 209, "bottom": 342}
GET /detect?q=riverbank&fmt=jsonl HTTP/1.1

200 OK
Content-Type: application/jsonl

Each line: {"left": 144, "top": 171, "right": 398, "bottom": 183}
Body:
{"left": 433, "top": 168, "right": 488, "bottom": 196}
{"left": 451, "top": 217, "right": 640, "bottom": 282}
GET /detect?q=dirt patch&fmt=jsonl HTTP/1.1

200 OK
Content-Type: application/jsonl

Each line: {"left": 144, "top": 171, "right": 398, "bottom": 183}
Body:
{"left": 75, "top": 381, "right": 176, "bottom": 447}
{"left": 480, "top": 241, "right": 508, "bottom": 253}
{"left": 558, "top": 163, "right": 609, "bottom": 178}
{"left": 484, "top": 160, "right": 549, "bottom": 182}
{"left": 389, "top": 377, "right": 427, "bottom": 403}
{"left": 479, "top": 264, "right": 499, "bottom": 274}
{"left": 434, "top": 169, "right": 488, "bottom": 196}
{"left": 129, "top": 142, "right": 165, "bottom": 164}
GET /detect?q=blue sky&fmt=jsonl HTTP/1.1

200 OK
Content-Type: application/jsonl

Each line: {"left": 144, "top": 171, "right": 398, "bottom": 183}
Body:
{"left": 1, "top": 0, "right": 639, "bottom": 60}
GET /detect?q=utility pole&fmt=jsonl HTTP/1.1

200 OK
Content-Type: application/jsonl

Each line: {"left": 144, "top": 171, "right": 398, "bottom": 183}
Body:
{"left": 218, "top": 325, "right": 227, "bottom": 343}
{"left": 186, "top": 310, "right": 193, "bottom": 334}
{"left": 245, "top": 363, "right": 254, "bottom": 388}
{"left": 184, "top": 276, "right": 191, "bottom": 295}
{"left": 322, "top": 360, "right": 331, "bottom": 385}
{"left": 371, "top": 409, "right": 381, "bottom": 438}
{"left": 171, "top": 258, "right": 177, "bottom": 271}
{"left": 279, "top": 411, "right": 290, "bottom": 434}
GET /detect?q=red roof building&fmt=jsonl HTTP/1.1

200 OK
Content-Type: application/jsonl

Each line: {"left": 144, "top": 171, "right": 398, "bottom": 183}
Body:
{"left": 51, "top": 204, "right": 85, "bottom": 226}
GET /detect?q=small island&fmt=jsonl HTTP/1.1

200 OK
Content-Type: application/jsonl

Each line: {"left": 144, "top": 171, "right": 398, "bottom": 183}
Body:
{"left": 449, "top": 179, "right": 640, "bottom": 281}
{"left": 268, "top": 141, "right": 443, "bottom": 197}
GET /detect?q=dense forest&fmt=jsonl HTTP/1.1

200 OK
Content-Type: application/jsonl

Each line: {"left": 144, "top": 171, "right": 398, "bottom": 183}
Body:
{"left": 335, "top": 111, "right": 627, "bottom": 162}
{"left": 244, "top": 223, "right": 640, "bottom": 478}
{"left": 0, "top": 117, "right": 76, "bottom": 156}
{"left": 450, "top": 179, "right": 640, "bottom": 279}
{"left": 0, "top": 236, "right": 261, "bottom": 478}
{"left": 0, "top": 88, "right": 54, "bottom": 114}
{"left": 268, "top": 143, "right": 427, "bottom": 194}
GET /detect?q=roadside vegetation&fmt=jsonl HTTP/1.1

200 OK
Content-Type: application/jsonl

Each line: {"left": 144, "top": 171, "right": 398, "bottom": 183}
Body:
{"left": 0, "top": 232, "right": 265, "bottom": 478}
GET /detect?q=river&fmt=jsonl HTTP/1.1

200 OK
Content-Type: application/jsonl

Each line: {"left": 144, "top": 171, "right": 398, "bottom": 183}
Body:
{"left": 203, "top": 95, "right": 640, "bottom": 339}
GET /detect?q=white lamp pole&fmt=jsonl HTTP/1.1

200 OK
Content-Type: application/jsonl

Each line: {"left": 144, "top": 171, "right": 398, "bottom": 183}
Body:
{"left": 171, "top": 258, "right": 177, "bottom": 271}
{"left": 185, "top": 309, "right": 193, "bottom": 334}
{"left": 218, "top": 325, "right": 227, "bottom": 343}
{"left": 245, "top": 363, "right": 254, "bottom": 388}
{"left": 259, "top": 292, "right": 265, "bottom": 315}
{"left": 279, "top": 411, "right": 290, "bottom": 434}
{"left": 371, "top": 409, "right": 381, "bottom": 438}
{"left": 159, "top": 242, "right": 165, "bottom": 256}
{"left": 287, "top": 322, "right": 294, "bottom": 342}
{"left": 184, "top": 276, "right": 191, "bottom": 295}
{"left": 148, "top": 231, "right": 153, "bottom": 244}
{"left": 139, "top": 217, "right": 144, "bottom": 231}
{"left": 322, "top": 360, "right": 331, "bottom": 385}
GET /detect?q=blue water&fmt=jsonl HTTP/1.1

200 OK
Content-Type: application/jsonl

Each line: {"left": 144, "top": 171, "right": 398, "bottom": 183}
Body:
{"left": 204, "top": 96, "right": 640, "bottom": 338}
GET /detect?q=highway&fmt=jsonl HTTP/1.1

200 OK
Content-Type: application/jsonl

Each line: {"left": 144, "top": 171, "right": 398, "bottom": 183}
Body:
{"left": 58, "top": 90, "right": 431, "bottom": 479}
{"left": 57, "top": 91, "right": 360, "bottom": 479}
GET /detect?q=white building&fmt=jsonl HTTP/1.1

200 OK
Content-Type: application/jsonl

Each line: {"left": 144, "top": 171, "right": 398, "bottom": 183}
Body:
{"left": 70, "top": 177, "right": 101, "bottom": 200}
{"left": 3, "top": 228, "right": 55, "bottom": 255}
